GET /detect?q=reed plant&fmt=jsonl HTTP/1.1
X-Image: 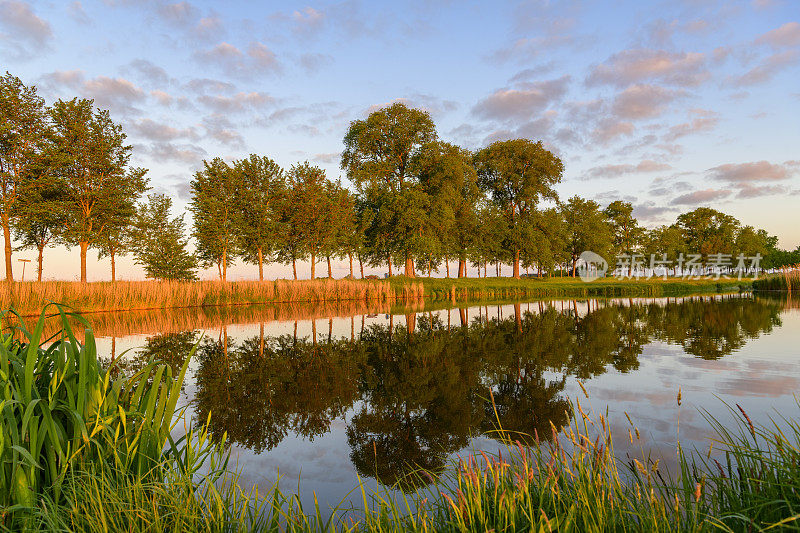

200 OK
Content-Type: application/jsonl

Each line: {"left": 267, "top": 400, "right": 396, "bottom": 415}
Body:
{"left": 752, "top": 265, "right": 800, "bottom": 292}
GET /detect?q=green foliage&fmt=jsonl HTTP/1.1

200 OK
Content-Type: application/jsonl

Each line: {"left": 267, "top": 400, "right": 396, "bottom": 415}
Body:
{"left": 474, "top": 139, "right": 563, "bottom": 277}
{"left": 233, "top": 154, "right": 285, "bottom": 280}
{"left": 189, "top": 157, "right": 240, "bottom": 280}
{"left": 603, "top": 200, "right": 644, "bottom": 257}
{"left": 675, "top": 207, "right": 740, "bottom": 256}
{"left": 49, "top": 98, "right": 148, "bottom": 281}
{"left": 0, "top": 72, "right": 52, "bottom": 281}
{"left": 561, "top": 195, "right": 614, "bottom": 273}
{"left": 0, "top": 305, "right": 198, "bottom": 528}
{"left": 131, "top": 193, "right": 198, "bottom": 281}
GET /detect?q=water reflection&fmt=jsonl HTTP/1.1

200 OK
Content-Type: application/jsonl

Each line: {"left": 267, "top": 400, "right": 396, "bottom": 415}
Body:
{"left": 154, "top": 295, "right": 784, "bottom": 491}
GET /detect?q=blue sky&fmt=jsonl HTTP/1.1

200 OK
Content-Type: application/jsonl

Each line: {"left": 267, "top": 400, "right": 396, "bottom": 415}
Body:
{"left": 2, "top": 0, "right": 799, "bottom": 280}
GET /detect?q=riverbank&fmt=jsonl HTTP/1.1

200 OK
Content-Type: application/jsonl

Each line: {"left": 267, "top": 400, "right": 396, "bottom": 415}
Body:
{"left": 0, "top": 276, "right": 751, "bottom": 316}
{"left": 752, "top": 268, "right": 800, "bottom": 292}
{"left": 397, "top": 275, "right": 752, "bottom": 300}
{"left": 3, "top": 307, "right": 798, "bottom": 532}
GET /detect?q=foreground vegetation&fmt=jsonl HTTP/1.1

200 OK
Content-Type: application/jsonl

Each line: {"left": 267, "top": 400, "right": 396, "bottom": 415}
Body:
{"left": 3, "top": 306, "right": 800, "bottom": 531}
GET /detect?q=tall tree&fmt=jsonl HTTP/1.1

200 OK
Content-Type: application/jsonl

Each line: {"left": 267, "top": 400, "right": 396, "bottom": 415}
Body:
{"left": 603, "top": 200, "right": 644, "bottom": 259}
{"left": 130, "top": 193, "right": 197, "bottom": 281}
{"left": 675, "top": 207, "right": 740, "bottom": 256}
{"left": 13, "top": 180, "right": 64, "bottom": 281}
{"left": 283, "top": 162, "right": 337, "bottom": 280}
{"left": 474, "top": 139, "right": 563, "bottom": 278}
{"left": 50, "top": 98, "right": 148, "bottom": 282}
{"left": 189, "top": 157, "right": 239, "bottom": 281}
{"left": 96, "top": 201, "right": 136, "bottom": 282}
{"left": 416, "top": 141, "right": 481, "bottom": 278}
{"left": 341, "top": 102, "right": 437, "bottom": 277}
{"left": 233, "top": 154, "right": 284, "bottom": 281}
{"left": 0, "top": 72, "right": 50, "bottom": 281}
{"left": 561, "top": 196, "right": 613, "bottom": 276}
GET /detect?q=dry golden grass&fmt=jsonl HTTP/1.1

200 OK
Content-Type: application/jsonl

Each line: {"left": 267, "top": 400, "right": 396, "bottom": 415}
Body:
{"left": 783, "top": 265, "right": 800, "bottom": 291}
{"left": 0, "top": 278, "right": 423, "bottom": 316}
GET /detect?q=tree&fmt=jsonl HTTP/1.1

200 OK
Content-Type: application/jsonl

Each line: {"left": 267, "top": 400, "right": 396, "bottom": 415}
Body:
{"left": 603, "top": 200, "right": 644, "bottom": 260}
{"left": 283, "top": 162, "right": 338, "bottom": 279}
{"left": 189, "top": 157, "right": 239, "bottom": 281}
{"left": 233, "top": 154, "right": 284, "bottom": 281}
{"left": 341, "top": 102, "right": 437, "bottom": 277}
{"left": 96, "top": 200, "right": 136, "bottom": 282}
{"left": 643, "top": 225, "right": 685, "bottom": 275}
{"left": 13, "top": 179, "right": 64, "bottom": 281}
{"left": 474, "top": 139, "right": 563, "bottom": 278}
{"left": 49, "top": 98, "right": 148, "bottom": 282}
{"left": 561, "top": 196, "right": 613, "bottom": 276}
{"left": 416, "top": 141, "right": 481, "bottom": 278}
{"left": 675, "top": 207, "right": 740, "bottom": 256}
{"left": 0, "top": 72, "right": 50, "bottom": 281}
{"left": 130, "top": 193, "right": 197, "bottom": 281}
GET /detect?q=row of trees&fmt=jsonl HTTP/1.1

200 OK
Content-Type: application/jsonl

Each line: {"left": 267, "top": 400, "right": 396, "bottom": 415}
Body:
{"left": 2, "top": 72, "right": 798, "bottom": 282}
{"left": 189, "top": 102, "right": 796, "bottom": 281}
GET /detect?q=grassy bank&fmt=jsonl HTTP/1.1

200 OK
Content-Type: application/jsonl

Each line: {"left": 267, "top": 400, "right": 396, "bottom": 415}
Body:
{"left": 752, "top": 267, "right": 800, "bottom": 292}
{"left": 4, "top": 307, "right": 800, "bottom": 532}
{"left": 398, "top": 275, "right": 753, "bottom": 301}
{"left": 0, "top": 276, "right": 751, "bottom": 316}
{"left": 0, "top": 279, "right": 421, "bottom": 316}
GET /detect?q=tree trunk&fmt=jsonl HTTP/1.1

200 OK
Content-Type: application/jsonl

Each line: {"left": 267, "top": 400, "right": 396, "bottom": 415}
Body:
{"left": 2, "top": 215, "right": 12, "bottom": 281}
{"left": 37, "top": 245, "right": 44, "bottom": 282}
{"left": 292, "top": 258, "right": 297, "bottom": 280}
{"left": 484, "top": 262, "right": 487, "bottom": 278}
{"left": 513, "top": 250, "right": 521, "bottom": 278}
{"left": 359, "top": 257, "right": 364, "bottom": 278}
{"left": 387, "top": 255, "right": 392, "bottom": 277}
{"left": 404, "top": 251, "right": 415, "bottom": 277}
{"left": 221, "top": 247, "right": 227, "bottom": 281}
{"left": 258, "top": 247, "right": 264, "bottom": 281}
{"left": 445, "top": 260, "right": 450, "bottom": 278}
{"left": 311, "top": 250, "right": 316, "bottom": 279}
{"left": 80, "top": 240, "right": 88, "bottom": 283}
{"left": 458, "top": 259, "right": 466, "bottom": 278}
{"left": 327, "top": 256, "right": 332, "bottom": 278}
{"left": 110, "top": 250, "right": 116, "bottom": 282}
{"left": 348, "top": 252, "right": 353, "bottom": 278}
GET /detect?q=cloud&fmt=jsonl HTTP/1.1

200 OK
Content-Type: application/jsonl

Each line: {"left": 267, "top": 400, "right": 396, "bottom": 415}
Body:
{"left": 42, "top": 71, "right": 145, "bottom": 115}
{"left": 586, "top": 159, "right": 671, "bottom": 179}
{"left": 313, "top": 152, "right": 340, "bottom": 164}
{"left": 707, "top": 160, "right": 796, "bottom": 183}
{"left": 735, "top": 184, "right": 787, "bottom": 198}
{"left": 732, "top": 49, "right": 799, "bottom": 86}
{"left": 611, "top": 84, "right": 683, "bottom": 119}
{"left": 664, "top": 108, "right": 719, "bottom": 140}
{"left": 671, "top": 189, "right": 731, "bottom": 205}
{"left": 755, "top": 22, "right": 800, "bottom": 48}
{"left": 299, "top": 53, "right": 333, "bottom": 73}
{"left": 292, "top": 6, "right": 325, "bottom": 34}
{"left": 201, "top": 113, "right": 244, "bottom": 147}
{"left": 195, "top": 41, "right": 281, "bottom": 77}
{"left": 197, "top": 91, "right": 275, "bottom": 113}
{"left": 157, "top": 1, "right": 199, "bottom": 26}
{"left": 472, "top": 76, "right": 570, "bottom": 122}
{"left": 0, "top": 0, "right": 53, "bottom": 58}
{"left": 633, "top": 201, "right": 678, "bottom": 221}
{"left": 68, "top": 1, "right": 90, "bottom": 24}
{"left": 137, "top": 142, "right": 207, "bottom": 165}
{"left": 591, "top": 118, "right": 635, "bottom": 144}
{"left": 587, "top": 49, "right": 709, "bottom": 87}
{"left": 130, "top": 118, "right": 199, "bottom": 142}
{"left": 127, "top": 59, "right": 172, "bottom": 87}
{"left": 185, "top": 78, "right": 236, "bottom": 94}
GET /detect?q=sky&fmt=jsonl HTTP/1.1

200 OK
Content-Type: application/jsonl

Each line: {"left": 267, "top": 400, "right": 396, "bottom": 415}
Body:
{"left": 2, "top": 0, "right": 799, "bottom": 280}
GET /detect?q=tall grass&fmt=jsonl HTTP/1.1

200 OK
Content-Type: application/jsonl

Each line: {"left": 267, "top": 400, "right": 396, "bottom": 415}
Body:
{"left": 4, "top": 306, "right": 800, "bottom": 532}
{"left": 752, "top": 265, "right": 800, "bottom": 292}
{"left": 0, "top": 279, "right": 421, "bottom": 316}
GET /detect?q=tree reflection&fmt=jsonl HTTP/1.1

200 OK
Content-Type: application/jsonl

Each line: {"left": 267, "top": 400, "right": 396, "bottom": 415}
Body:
{"left": 136, "top": 295, "right": 785, "bottom": 491}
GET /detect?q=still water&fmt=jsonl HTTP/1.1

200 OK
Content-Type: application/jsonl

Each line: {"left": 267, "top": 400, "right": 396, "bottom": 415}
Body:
{"left": 91, "top": 294, "right": 798, "bottom": 510}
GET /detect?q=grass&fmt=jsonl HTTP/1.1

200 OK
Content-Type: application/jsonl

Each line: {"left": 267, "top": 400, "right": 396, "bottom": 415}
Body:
{"left": 4, "top": 305, "right": 800, "bottom": 531}
{"left": 0, "top": 279, "right": 420, "bottom": 316}
{"left": 397, "top": 275, "right": 753, "bottom": 301}
{"left": 752, "top": 266, "right": 800, "bottom": 292}
{"left": 0, "top": 276, "right": 749, "bottom": 316}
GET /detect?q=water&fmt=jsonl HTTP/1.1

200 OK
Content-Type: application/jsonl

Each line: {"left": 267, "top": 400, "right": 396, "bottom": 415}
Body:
{"left": 90, "top": 294, "right": 798, "bottom": 511}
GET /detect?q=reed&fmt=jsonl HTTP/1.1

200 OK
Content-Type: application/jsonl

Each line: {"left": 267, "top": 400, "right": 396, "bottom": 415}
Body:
{"left": 0, "top": 279, "right": 410, "bottom": 316}
{"left": 752, "top": 265, "right": 800, "bottom": 292}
